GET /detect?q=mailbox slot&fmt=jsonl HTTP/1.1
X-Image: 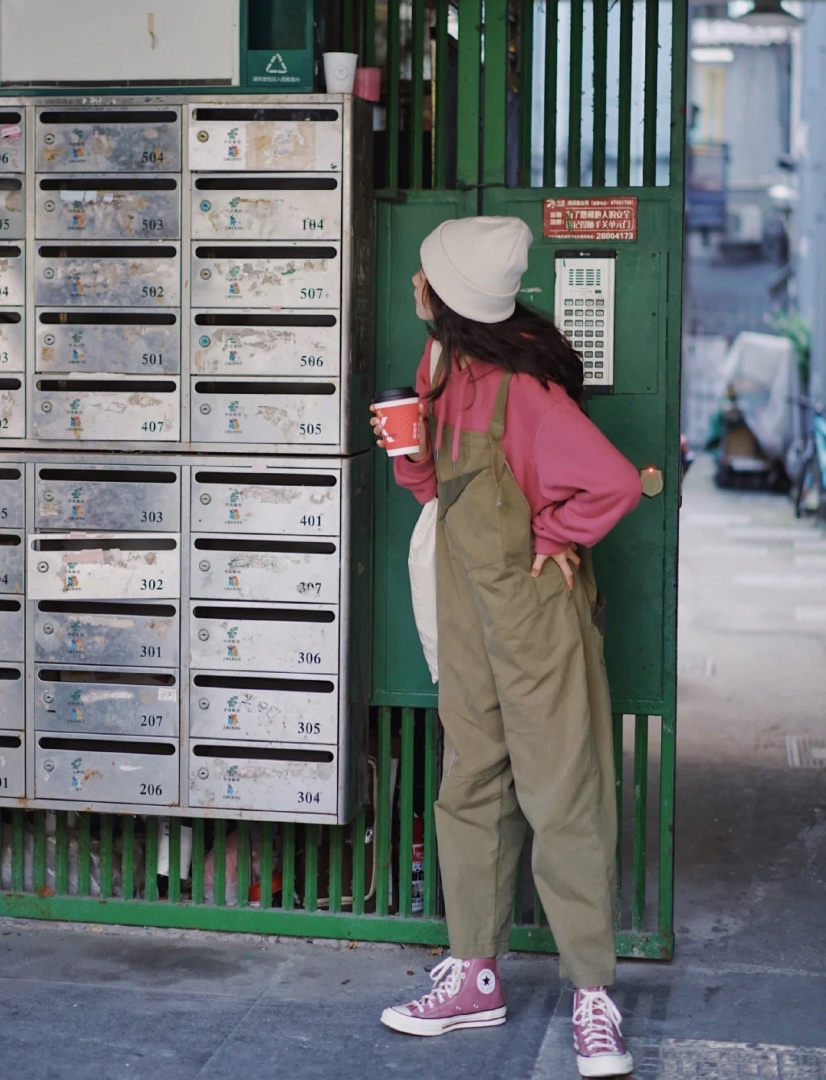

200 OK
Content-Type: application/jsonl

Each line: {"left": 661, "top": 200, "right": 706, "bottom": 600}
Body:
{"left": 37, "top": 310, "right": 180, "bottom": 375}
{"left": 191, "top": 535, "right": 339, "bottom": 604}
{"left": 36, "top": 244, "right": 180, "bottom": 307}
{"left": 0, "top": 733, "right": 24, "bottom": 799}
{"left": 34, "top": 600, "right": 179, "bottom": 668}
{"left": 190, "top": 672, "right": 338, "bottom": 745}
{"left": 0, "top": 178, "right": 25, "bottom": 239}
{"left": 0, "top": 531, "right": 23, "bottom": 593}
{"left": 0, "top": 465, "right": 24, "bottom": 527}
{"left": 188, "top": 105, "right": 342, "bottom": 172}
{"left": 36, "top": 465, "right": 181, "bottom": 531}
{"left": 0, "top": 245, "right": 25, "bottom": 306}
{"left": 36, "top": 734, "right": 179, "bottom": 805}
{"left": 0, "top": 377, "right": 24, "bottom": 438}
{"left": 28, "top": 533, "right": 180, "bottom": 601}
{"left": 36, "top": 108, "right": 181, "bottom": 173}
{"left": 188, "top": 602, "right": 338, "bottom": 674}
{"left": 192, "top": 175, "right": 341, "bottom": 240}
{"left": 191, "top": 468, "right": 340, "bottom": 536}
{"left": 191, "top": 244, "right": 339, "bottom": 308}
{"left": 0, "top": 598, "right": 23, "bottom": 662}
{"left": 192, "top": 312, "right": 339, "bottom": 377}
{"left": 0, "top": 112, "right": 25, "bottom": 174}
{"left": 32, "top": 376, "right": 180, "bottom": 442}
{"left": 0, "top": 665, "right": 23, "bottom": 730}
{"left": 36, "top": 176, "right": 181, "bottom": 241}
{"left": 0, "top": 311, "right": 25, "bottom": 372}
{"left": 34, "top": 667, "right": 179, "bottom": 738}
{"left": 189, "top": 742, "right": 337, "bottom": 815}
{"left": 191, "top": 379, "right": 338, "bottom": 446}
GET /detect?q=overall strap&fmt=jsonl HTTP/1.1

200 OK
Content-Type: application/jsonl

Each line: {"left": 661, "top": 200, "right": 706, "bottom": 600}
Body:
{"left": 488, "top": 371, "right": 512, "bottom": 442}
{"left": 489, "top": 371, "right": 512, "bottom": 501}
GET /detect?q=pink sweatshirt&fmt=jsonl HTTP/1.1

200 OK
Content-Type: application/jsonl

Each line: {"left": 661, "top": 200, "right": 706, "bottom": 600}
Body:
{"left": 394, "top": 338, "right": 642, "bottom": 556}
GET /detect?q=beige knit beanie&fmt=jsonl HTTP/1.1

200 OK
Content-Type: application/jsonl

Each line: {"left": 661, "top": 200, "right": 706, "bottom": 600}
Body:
{"left": 419, "top": 215, "right": 533, "bottom": 323}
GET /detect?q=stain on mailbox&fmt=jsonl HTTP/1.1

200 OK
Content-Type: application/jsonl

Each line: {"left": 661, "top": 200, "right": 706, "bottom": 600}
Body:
{"left": 188, "top": 106, "right": 342, "bottom": 172}
{"left": 192, "top": 312, "right": 339, "bottom": 377}
{"left": 36, "top": 108, "right": 181, "bottom": 173}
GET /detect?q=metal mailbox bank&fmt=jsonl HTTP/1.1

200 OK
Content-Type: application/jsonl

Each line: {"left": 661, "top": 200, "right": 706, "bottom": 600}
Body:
{"left": 0, "top": 94, "right": 373, "bottom": 825}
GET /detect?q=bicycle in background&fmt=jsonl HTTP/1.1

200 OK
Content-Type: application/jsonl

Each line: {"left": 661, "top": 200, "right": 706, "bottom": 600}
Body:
{"left": 793, "top": 397, "right": 826, "bottom": 519}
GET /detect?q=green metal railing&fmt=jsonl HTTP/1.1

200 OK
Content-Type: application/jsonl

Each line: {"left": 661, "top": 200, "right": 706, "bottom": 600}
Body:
{"left": 0, "top": 708, "right": 670, "bottom": 957}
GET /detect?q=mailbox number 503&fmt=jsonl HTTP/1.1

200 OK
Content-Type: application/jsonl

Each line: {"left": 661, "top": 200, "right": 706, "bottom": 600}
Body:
{"left": 141, "top": 579, "right": 164, "bottom": 592}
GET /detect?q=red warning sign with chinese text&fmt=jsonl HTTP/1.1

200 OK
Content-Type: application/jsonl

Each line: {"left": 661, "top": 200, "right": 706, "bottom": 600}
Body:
{"left": 543, "top": 197, "right": 638, "bottom": 242}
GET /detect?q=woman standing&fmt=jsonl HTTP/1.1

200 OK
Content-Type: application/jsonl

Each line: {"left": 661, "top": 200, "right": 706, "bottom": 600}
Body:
{"left": 371, "top": 217, "right": 642, "bottom": 1078}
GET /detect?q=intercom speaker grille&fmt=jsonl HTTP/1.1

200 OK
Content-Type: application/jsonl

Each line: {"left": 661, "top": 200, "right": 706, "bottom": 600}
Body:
{"left": 569, "top": 268, "right": 601, "bottom": 287}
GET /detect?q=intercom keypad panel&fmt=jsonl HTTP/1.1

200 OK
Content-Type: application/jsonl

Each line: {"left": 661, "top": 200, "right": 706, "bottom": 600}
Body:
{"left": 554, "top": 252, "right": 616, "bottom": 390}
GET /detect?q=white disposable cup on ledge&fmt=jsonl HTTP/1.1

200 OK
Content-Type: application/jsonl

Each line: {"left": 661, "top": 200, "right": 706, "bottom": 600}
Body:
{"left": 323, "top": 52, "right": 359, "bottom": 93}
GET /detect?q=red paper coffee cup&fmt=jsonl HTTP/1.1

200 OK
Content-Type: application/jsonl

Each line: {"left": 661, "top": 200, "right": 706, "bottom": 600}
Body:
{"left": 373, "top": 386, "right": 420, "bottom": 457}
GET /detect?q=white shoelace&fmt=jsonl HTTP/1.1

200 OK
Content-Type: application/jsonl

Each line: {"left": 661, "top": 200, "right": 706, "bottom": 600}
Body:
{"left": 572, "top": 989, "right": 624, "bottom": 1054}
{"left": 410, "top": 956, "right": 464, "bottom": 1013}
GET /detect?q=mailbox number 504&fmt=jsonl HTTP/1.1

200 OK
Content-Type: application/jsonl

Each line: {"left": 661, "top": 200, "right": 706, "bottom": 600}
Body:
{"left": 141, "top": 579, "right": 164, "bottom": 591}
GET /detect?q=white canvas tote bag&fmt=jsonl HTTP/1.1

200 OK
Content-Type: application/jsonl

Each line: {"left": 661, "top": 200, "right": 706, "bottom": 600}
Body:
{"left": 407, "top": 341, "right": 441, "bottom": 683}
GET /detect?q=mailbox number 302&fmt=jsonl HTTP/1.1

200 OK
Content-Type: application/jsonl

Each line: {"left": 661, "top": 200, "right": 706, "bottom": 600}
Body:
{"left": 141, "top": 579, "right": 164, "bottom": 592}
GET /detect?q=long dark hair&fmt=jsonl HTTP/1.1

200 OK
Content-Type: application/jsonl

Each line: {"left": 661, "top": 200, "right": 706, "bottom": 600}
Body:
{"left": 425, "top": 282, "right": 585, "bottom": 405}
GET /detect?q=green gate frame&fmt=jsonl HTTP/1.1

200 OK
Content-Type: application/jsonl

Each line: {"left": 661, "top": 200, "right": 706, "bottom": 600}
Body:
{"left": 0, "top": 0, "right": 686, "bottom": 962}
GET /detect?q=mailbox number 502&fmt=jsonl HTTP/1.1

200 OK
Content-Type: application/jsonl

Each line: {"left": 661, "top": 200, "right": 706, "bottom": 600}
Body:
{"left": 141, "top": 579, "right": 164, "bottom": 592}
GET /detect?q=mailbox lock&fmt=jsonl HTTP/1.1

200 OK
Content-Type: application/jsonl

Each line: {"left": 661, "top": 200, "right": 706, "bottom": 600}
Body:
{"left": 197, "top": 766, "right": 210, "bottom": 779}
{"left": 44, "top": 133, "right": 55, "bottom": 145}
{"left": 43, "top": 623, "right": 54, "bottom": 635}
{"left": 199, "top": 200, "right": 211, "bottom": 212}
{"left": 44, "top": 200, "right": 55, "bottom": 213}
{"left": 37, "top": 561, "right": 49, "bottom": 573}
{"left": 41, "top": 402, "right": 53, "bottom": 413}
{"left": 43, "top": 268, "right": 55, "bottom": 280}
{"left": 200, "top": 404, "right": 211, "bottom": 415}
{"left": 42, "top": 490, "right": 55, "bottom": 502}
{"left": 200, "top": 493, "right": 212, "bottom": 505}
{"left": 198, "top": 629, "right": 210, "bottom": 641}
{"left": 198, "top": 698, "right": 210, "bottom": 710}
{"left": 640, "top": 466, "right": 664, "bottom": 498}
{"left": 198, "top": 559, "right": 211, "bottom": 572}
{"left": 200, "top": 269, "right": 212, "bottom": 280}
{"left": 43, "top": 692, "right": 54, "bottom": 704}
{"left": 197, "top": 130, "right": 209, "bottom": 142}
{"left": 43, "top": 760, "right": 55, "bottom": 772}
{"left": 199, "top": 336, "right": 211, "bottom": 348}
{"left": 43, "top": 334, "right": 55, "bottom": 347}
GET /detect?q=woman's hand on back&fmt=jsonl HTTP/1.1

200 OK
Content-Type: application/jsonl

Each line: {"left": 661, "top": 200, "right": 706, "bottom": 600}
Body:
{"left": 531, "top": 544, "right": 580, "bottom": 590}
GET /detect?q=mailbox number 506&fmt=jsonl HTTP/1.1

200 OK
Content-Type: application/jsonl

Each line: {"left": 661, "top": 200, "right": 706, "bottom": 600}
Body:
{"left": 141, "top": 579, "right": 164, "bottom": 591}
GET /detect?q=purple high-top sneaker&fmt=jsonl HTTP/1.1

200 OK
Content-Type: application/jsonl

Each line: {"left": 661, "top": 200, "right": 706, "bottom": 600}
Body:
{"left": 380, "top": 957, "right": 507, "bottom": 1037}
{"left": 572, "top": 987, "right": 634, "bottom": 1077}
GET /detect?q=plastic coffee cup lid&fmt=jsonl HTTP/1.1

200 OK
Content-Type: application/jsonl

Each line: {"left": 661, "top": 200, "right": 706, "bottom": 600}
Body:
{"left": 374, "top": 386, "right": 416, "bottom": 404}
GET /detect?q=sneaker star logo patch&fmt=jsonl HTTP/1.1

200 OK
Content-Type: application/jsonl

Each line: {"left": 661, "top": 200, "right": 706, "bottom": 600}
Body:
{"left": 477, "top": 968, "right": 497, "bottom": 995}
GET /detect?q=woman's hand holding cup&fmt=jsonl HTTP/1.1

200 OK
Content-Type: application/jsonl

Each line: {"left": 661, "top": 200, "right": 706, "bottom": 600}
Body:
{"left": 370, "top": 388, "right": 429, "bottom": 462}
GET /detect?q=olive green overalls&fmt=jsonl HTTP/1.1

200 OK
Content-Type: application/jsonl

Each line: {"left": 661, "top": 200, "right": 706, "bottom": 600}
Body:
{"left": 432, "top": 368, "right": 618, "bottom": 989}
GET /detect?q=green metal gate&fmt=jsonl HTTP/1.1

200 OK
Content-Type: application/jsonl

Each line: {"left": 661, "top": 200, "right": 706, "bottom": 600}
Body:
{"left": 0, "top": 0, "right": 685, "bottom": 961}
